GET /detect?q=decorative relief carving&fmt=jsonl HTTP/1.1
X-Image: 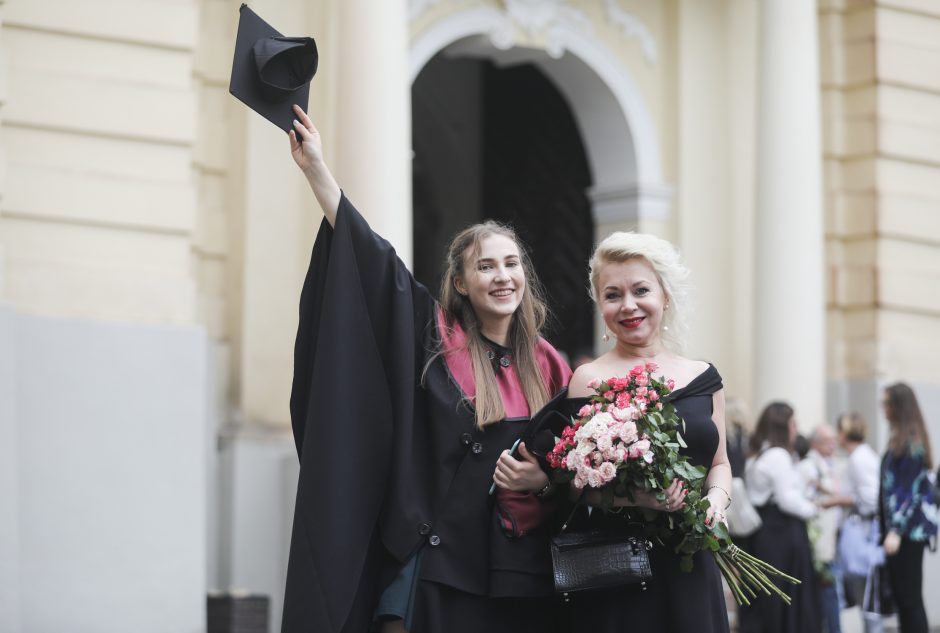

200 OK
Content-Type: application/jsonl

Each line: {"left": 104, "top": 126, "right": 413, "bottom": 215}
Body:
{"left": 499, "top": 0, "right": 593, "bottom": 58}
{"left": 411, "top": 0, "right": 655, "bottom": 64}
{"left": 603, "top": 0, "right": 657, "bottom": 64}
{"left": 502, "top": 0, "right": 592, "bottom": 37}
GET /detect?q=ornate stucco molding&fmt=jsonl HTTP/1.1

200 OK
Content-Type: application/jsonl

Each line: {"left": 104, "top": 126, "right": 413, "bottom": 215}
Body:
{"left": 603, "top": 0, "right": 657, "bottom": 64}
{"left": 412, "top": 0, "right": 656, "bottom": 64}
{"left": 501, "top": 0, "right": 593, "bottom": 58}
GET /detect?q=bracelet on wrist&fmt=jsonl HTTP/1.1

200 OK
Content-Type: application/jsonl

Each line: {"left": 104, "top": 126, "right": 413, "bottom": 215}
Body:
{"left": 706, "top": 485, "right": 732, "bottom": 509}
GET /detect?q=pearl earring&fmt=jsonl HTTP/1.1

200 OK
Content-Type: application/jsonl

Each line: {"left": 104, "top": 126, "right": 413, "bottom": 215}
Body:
{"left": 602, "top": 331, "right": 610, "bottom": 342}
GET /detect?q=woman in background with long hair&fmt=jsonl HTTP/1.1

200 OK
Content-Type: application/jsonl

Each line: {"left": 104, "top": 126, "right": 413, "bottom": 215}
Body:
{"left": 739, "top": 402, "right": 821, "bottom": 633}
{"left": 880, "top": 383, "right": 937, "bottom": 633}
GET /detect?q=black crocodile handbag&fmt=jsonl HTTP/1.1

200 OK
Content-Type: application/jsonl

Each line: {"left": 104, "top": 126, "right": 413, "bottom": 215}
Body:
{"left": 550, "top": 527, "right": 653, "bottom": 594}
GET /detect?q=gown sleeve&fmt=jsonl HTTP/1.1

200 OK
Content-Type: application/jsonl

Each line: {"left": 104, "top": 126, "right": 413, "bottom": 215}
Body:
{"left": 283, "top": 193, "right": 434, "bottom": 633}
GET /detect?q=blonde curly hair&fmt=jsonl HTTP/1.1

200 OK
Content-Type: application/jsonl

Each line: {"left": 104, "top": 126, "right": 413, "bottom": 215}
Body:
{"left": 588, "top": 231, "right": 690, "bottom": 351}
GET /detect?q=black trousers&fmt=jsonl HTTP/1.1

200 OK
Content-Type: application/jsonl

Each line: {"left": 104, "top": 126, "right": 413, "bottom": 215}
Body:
{"left": 884, "top": 538, "right": 928, "bottom": 633}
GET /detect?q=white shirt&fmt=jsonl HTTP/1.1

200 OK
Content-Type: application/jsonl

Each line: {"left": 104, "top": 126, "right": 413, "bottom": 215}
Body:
{"left": 745, "top": 446, "right": 817, "bottom": 520}
{"left": 798, "top": 449, "right": 842, "bottom": 562}
{"left": 842, "top": 442, "right": 880, "bottom": 517}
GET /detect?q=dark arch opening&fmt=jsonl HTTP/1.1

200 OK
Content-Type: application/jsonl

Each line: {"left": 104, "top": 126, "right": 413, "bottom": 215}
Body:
{"left": 412, "top": 51, "right": 595, "bottom": 360}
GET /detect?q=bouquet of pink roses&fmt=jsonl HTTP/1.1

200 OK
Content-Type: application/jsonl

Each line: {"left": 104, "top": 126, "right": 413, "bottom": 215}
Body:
{"left": 548, "top": 362, "right": 799, "bottom": 606}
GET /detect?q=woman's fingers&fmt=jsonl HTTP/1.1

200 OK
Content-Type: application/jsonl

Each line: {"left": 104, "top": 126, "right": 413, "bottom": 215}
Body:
{"left": 292, "top": 103, "right": 316, "bottom": 132}
{"left": 292, "top": 118, "right": 312, "bottom": 143}
{"left": 662, "top": 480, "right": 687, "bottom": 511}
{"left": 517, "top": 442, "right": 538, "bottom": 464}
{"left": 497, "top": 450, "right": 524, "bottom": 472}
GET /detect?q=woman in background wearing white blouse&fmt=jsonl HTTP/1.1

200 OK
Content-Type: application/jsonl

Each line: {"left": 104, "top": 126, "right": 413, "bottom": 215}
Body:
{"left": 739, "top": 402, "right": 826, "bottom": 633}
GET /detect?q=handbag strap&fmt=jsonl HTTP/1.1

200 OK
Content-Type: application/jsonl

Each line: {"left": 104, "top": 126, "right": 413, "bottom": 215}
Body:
{"left": 559, "top": 491, "right": 587, "bottom": 533}
{"left": 557, "top": 491, "right": 645, "bottom": 534}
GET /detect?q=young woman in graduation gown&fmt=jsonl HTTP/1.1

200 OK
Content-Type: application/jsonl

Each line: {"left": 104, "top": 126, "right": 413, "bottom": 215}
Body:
{"left": 565, "top": 231, "right": 732, "bottom": 633}
{"left": 280, "top": 107, "right": 572, "bottom": 633}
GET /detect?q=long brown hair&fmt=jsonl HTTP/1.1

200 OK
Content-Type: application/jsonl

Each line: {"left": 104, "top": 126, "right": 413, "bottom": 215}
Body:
{"left": 749, "top": 401, "right": 795, "bottom": 455}
{"left": 438, "top": 221, "right": 550, "bottom": 428}
{"left": 884, "top": 382, "right": 934, "bottom": 469}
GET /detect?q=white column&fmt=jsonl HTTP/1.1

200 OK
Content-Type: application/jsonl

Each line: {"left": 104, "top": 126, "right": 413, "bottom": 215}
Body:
{"left": 754, "top": 0, "right": 826, "bottom": 428}
{"left": 333, "top": 0, "right": 412, "bottom": 265}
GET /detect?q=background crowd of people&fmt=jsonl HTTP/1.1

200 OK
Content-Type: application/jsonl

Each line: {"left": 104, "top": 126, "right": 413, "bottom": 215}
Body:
{"left": 727, "top": 387, "right": 938, "bottom": 633}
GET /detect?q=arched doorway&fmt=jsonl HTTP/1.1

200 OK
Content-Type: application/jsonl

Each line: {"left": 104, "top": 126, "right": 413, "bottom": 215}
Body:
{"left": 410, "top": 11, "right": 667, "bottom": 357}
{"left": 412, "top": 52, "right": 594, "bottom": 357}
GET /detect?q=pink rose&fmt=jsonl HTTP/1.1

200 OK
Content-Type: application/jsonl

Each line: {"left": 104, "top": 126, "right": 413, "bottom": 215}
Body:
{"left": 587, "top": 468, "right": 604, "bottom": 488}
{"left": 611, "top": 446, "right": 627, "bottom": 464}
{"left": 578, "top": 404, "right": 593, "bottom": 418}
{"left": 615, "top": 392, "right": 631, "bottom": 409}
{"left": 618, "top": 421, "right": 639, "bottom": 444}
{"left": 565, "top": 451, "right": 582, "bottom": 471}
{"left": 603, "top": 390, "right": 615, "bottom": 401}
{"left": 573, "top": 472, "right": 587, "bottom": 489}
{"left": 635, "top": 386, "right": 648, "bottom": 397}
{"left": 628, "top": 438, "right": 651, "bottom": 459}
{"left": 667, "top": 378, "right": 676, "bottom": 390}
{"left": 635, "top": 374, "right": 649, "bottom": 387}
{"left": 648, "top": 390, "right": 659, "bottom": 401}
{"left": 629, "top": 364, "right": 644, "bottom": 377}
{"left": 587, "top": 377, "right": 601, "bottom": 390}
{"left": 645, "top": 361, "right": 658, "bottom": 373}
{"left": 598, "top": 462, "right": 617, "bottom": 483}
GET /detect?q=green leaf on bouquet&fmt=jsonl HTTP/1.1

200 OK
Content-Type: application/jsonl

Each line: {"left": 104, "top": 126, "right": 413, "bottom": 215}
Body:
{"left": 711, "top": 521, "right": 730, "bottom": 542}
{"left": 676, "top": 432, "right": 687, "bottom": 448}
{"left": 673, "top": 461, "right": 705, "bottom": 481}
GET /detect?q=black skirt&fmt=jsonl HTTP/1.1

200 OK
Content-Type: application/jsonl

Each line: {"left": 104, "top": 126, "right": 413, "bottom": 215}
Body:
{"left": 567, "top": 539, "right": 729, "bottom": 633}
{"left": 737, "top": 504, "right": 821, "bottom": 633}
{"left": 405, "top": 580, "right": 570, "bottom": 633}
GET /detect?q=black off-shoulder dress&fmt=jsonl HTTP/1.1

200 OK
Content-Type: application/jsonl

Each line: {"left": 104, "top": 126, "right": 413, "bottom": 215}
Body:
{"left": 566, "top": 364, "right": 730, "bottom": 633}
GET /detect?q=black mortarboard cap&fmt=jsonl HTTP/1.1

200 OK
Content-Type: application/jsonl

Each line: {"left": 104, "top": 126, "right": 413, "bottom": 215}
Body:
{"left": 229, "top": 4, "right": 318, "bottom": 132}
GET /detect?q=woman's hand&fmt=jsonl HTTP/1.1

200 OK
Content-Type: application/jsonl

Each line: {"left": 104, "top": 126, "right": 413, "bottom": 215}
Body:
{"left": 883, "top": 530, "right": 901, "bottom": 556}
{"left": 493, "top": 443, "right": 549, "bottom": 493}
{"left": 704, "top": 489, "right": 728, "bottom": 528}
{"left": 604, "top": 478, "right": 686, "bottom": 512}
{"left": 288, "top": 104, "right": 340, "bottom": 224}
{"left": 289, "top": 104, "right": 324, "bottom": 174}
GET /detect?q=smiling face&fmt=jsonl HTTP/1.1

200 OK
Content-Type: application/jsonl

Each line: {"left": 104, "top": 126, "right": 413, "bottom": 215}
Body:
{"left": 597, "top": 257, "right": 667, "bottom": 348}
{"left": 455, "top": 233, "right": 526, "bottom": 330}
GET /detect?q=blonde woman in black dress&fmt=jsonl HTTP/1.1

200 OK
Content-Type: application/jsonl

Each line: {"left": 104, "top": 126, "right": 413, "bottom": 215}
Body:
{"left": 567, "top": 232, "right": 732, "bottom": 633}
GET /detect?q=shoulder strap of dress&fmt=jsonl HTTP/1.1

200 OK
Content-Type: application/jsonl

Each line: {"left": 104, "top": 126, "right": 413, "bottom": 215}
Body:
{"left": 670, "top": 364, "right": 723, "bottom": 398}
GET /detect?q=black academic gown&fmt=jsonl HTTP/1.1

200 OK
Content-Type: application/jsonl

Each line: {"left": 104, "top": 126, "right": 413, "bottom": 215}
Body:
{"left": 282, "top": 194, "right": 568, "bottom": 633}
